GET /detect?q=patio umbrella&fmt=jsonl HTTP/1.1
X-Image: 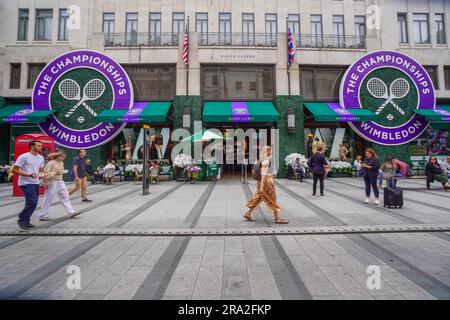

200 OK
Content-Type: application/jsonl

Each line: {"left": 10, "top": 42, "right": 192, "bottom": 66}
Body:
{"left": 182, "top": 129, "right": 226, "bottom": 142}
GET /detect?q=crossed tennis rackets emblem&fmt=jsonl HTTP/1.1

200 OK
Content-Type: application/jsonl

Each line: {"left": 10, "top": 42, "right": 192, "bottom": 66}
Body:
{"left": 366, "top": 77, "right": 410, "bottom": 117}
{"left": 58, "top": 78, "right": 106, "bottom": 119}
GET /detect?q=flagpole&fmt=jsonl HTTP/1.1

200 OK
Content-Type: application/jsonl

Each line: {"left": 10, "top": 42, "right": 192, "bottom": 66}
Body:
{"left": 286, "top": 17, "right": 291, "bottom": 96}
{"left": 186, "top": 16, "right": 190, "bottom": 96}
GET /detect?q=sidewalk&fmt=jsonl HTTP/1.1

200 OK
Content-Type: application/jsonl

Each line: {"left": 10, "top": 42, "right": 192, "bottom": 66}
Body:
{"left": 0, "top": 178, "right": 448, "bottom": 300}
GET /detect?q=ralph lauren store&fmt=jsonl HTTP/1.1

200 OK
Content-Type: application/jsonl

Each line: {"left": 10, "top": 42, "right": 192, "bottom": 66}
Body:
{"left": 0, "top": 50, "right": 448, "bottom": 179}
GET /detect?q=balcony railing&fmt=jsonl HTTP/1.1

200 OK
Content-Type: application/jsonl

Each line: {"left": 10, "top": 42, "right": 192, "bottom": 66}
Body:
{"left": 103, "top": 32, "right": 366, "bottom": 49}
{"left": 298, "top": 34, "right": 366, "bottom": 49}
{"left": 104, "top": 32, "right": 179, "bottom": 47}
{"left": 198, "top": 32, "right": 277, "bottom": 47}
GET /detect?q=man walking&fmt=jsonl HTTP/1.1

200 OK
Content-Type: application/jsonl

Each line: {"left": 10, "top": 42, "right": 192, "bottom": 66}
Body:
{"left": 11, "top": 140, "right": 45, "bottom": 231}
{"left": 69, "top": 149, "right": 92, "bottom": 202}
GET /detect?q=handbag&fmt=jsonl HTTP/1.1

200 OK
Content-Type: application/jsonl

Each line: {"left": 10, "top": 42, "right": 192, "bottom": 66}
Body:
{"left": 358, "top": 168, "right": 367, "bottom": 176}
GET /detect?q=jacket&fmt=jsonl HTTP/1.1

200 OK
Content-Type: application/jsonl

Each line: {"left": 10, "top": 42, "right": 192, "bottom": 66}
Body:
{"left": 425, "top": 162, "right": 444, "bottom": 180}
{"left": 362, "top": 157, "right": 380, "bottom": 178}
{"left": 308, "top": 152, "right": 328, "bottom": 175}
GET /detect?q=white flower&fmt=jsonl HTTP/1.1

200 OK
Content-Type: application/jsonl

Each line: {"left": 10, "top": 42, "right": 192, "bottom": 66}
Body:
{"left": 125, "top": 164, "right": 143, "bottom": 173}
{"left": 285, "top": 153, "right": 308, "bottom": 168}
{"left": 330, "top": 161, "right": 352, "bottom": 169}
{"left": 173, "top": 154, "right": 193, "bottom": 168}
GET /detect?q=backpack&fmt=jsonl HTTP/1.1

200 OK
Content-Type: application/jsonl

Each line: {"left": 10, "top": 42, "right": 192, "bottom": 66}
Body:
{"left": 252, "top": 161, "right": 261, "bottom": 181}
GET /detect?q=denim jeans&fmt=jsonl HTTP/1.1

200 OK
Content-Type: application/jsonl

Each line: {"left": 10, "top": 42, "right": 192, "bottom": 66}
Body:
{"left": 364, "top": 176, "right": 379, "bottom": 198}
{"left": 18, "top": 184, "right": 40, "bottom": 224}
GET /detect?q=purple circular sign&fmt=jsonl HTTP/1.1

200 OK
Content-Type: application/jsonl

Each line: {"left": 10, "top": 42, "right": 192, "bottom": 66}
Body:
{"left": 340, "top": 50, "right": 434, "bottom": 146}
{"left": 33, "top": 50, "right": 133, "bottom": 149}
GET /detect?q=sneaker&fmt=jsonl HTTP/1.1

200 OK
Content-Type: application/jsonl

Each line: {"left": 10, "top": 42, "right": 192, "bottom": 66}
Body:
{"left": 320, "top": 193, "right": 325, "bottom": 196}
{"left": 69, "top": 211, "right": 82, "bottom": 219}
{"left": 374, "top": 198, "right": 380, "bottom": 205}
{"left": 81, "top": 198, "right": 92, "bottom": 202}
{"left": 312, "top": 193, "right": 316, "bottom": 196}
{"left": 25, "top": 223, "right": 37, "bottom": 230}
{"left": 39, "top": 216, "right": 52, "bottom": 222}
{"left": 18, "top": 221, "right": 29, "bottom": 231}
{"left": 364, "top": 197, "right": 370, "bottom": 204}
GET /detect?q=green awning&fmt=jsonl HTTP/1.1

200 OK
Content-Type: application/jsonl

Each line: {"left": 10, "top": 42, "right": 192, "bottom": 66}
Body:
{"left": 304, "top": 102, "right": 377, "bottom": 122}
{"left": 96, "top": 101, "right": 172, "bottom": 123}
{"left": 412, "top": 105, "right": 450, "bottom": 123}
{"left": 0, "top": 104, "right": 56, "bottom": 123}
{"left": 203, "top": 101, "right": 279, "bottom": 123}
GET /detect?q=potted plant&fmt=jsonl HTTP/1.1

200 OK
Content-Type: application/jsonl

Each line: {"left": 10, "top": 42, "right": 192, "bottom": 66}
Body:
{"left": 173, "top": 154, "right": 193, "bottom": 181}
{"left": 284, "top": 153, "right": 309, "bottom": 179}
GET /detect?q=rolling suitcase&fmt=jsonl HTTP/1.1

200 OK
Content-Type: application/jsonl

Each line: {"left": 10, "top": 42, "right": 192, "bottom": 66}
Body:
{"left": 383, "top": 187, "right": 403, "bottom": 208}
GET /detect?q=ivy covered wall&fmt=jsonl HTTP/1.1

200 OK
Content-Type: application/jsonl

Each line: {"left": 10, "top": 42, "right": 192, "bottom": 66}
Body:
{"left": 274, "top": 95, "right": 304, "bottom": 178}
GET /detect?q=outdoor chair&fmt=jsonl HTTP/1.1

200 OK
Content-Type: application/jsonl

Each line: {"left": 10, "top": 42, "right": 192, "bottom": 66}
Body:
{"left": 150, "top": 168, "right": 160, "bottom": 184}
{"left": 104, "top": 168, "right": 115, "bottom": 185}
{"left": 134, "top": 168, "right": 143, "bottom": 184}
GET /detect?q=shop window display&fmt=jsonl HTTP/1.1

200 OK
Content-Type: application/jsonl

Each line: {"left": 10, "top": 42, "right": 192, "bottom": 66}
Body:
{"left": 411, "top": 126, "right": 449, "bottom": 156}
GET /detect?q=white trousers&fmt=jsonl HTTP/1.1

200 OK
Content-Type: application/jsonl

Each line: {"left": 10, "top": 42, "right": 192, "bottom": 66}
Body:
{"left": 39, "top": 180, "right": 75, "bottom": 218}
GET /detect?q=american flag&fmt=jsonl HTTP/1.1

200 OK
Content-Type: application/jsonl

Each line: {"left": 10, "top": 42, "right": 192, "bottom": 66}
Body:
{"left": 182, "top": 29, "right": 189, "bottom": 65}
{"left": 287, "top": 27, "right": 295, "bottom": 66}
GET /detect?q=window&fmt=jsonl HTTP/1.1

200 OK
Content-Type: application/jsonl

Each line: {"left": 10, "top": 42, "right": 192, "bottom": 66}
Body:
{"left": 17, "top": 9, "right": 29, "bottom": 41}
{"left": 435, "top": 14, "right": 446, "bottom": 44}
{"left": 202, "top": 65, "right": 274, "bottom": 100}
{"left": 149, "top": 13, "right": 161, "bottom": 45}
{"left": 172, "top": 13, "right": 185, "bottom": 45}
{"left": 219, "top": 13, "right": 231, "bottom": 45}
{"left": 398, "top": 13, "right": 408, "bottom": 43}
{"left": 103, "top": 13, "right": 115, "bottom": 45}
{"left": 242, "top": 13, "right": 255, "bottom": 46}
{"left": 35, "top": 9, "right": 53, "bottom": 41}
{"left": 288, "top": 14, "right": 300, "bottom": 44}
{"left": 10, "top": 64, "right": 21, "bottom": 89}
{"left": 265, "top": 14, "right": 277, "bottom": 46}
{"left": 300, "top": 67, "right": 347, "bottom": 100}
{"left": 354, "top": 15, "right": 366, "bottom": 46}
{"left": 28, "top": 64, "right": 45, "bottom": 88}
{"left": 196, "top": 13, "right": 208, "bottom": 45}
{"left": 58, "top": 9, "right": 69, "bottom": 41}
{"left": 333, "top": 15, "right": 345, "bottom": 47}
{"left": 125, "top": 13, "right": 138, "bottom": 45}
{"left": 311, "top": 15, "right": 323, "bottom": 47}
{"left": 424, "top": 66, "right": 438, "bottom": 90}
{"left": 445, "top": 66, "right": 450, "bottom": 90}
{"left": 413, "top": 13, "right": 430, "bottom": 44}
{"left": 123, "top": 65, "right": 176, "bottom": 101}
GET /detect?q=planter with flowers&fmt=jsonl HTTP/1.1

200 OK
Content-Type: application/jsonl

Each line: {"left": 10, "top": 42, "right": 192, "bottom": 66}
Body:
{"left": 124, "top": 163, "right": 143, "bottom": 181}
{"left": 284, "top": 153, "right": 309, "bottom": 179}
{"left": 329, "top": 161, "right": 352, "bottom": 177}
{"left": 173, "top": 154, "right": 193, "bottom": 181}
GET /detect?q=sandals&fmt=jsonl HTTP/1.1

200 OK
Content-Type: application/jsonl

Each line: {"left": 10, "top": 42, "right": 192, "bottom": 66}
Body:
{"left": 274, "top": 218, "right": 289, "bottom": 224}
{"left": 243, "top": 212, "right": 256, "bottom": 222}
{"left": 274, "top": 212, "right": 289, "bottom": 224}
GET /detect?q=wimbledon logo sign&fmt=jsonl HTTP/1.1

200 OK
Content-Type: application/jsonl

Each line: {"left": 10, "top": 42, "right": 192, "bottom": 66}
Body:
{"left": 340, "top": 50, "right": 435, "bottom": 145}
{"left": 33, "top": 50, "right": 133, "bottom": 149}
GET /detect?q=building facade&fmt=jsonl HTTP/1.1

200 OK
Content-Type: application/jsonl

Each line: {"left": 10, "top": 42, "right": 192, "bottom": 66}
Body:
{"left": 0, "top": 0, "right": 449, "bottom": 177}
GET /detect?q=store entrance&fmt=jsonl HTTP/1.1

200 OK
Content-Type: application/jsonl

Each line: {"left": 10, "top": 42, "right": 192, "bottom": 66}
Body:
{"left": 207, "top": 125, "right": 273, "bottom": 179}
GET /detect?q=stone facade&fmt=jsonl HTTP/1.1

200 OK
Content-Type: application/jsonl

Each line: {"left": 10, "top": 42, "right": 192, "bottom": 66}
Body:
{"left": 0, "top": 0, "right": 449, "bottom": 174}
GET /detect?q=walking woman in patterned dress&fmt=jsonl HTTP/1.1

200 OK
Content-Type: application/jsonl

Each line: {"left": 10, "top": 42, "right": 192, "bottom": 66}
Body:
{"left": 243, "top": 146, "right": 288, "bottom": 224}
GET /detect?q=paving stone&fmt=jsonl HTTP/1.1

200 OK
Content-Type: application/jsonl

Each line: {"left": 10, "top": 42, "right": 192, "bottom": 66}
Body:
{"left": 192, "top": 266, "right": 223, "bottom": 300}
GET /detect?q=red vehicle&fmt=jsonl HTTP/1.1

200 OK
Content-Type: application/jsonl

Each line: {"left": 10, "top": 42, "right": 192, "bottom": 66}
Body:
{"left": 12, "top": 133, "right": 55, "bottom": 197}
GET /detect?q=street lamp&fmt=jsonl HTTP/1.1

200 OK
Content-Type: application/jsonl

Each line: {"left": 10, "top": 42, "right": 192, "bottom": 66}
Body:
{"left": 287, "top": 108, "right": 295, "bottom": 134}
{"left": 183, "top": 108, "right": 191, "bottom": 129}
